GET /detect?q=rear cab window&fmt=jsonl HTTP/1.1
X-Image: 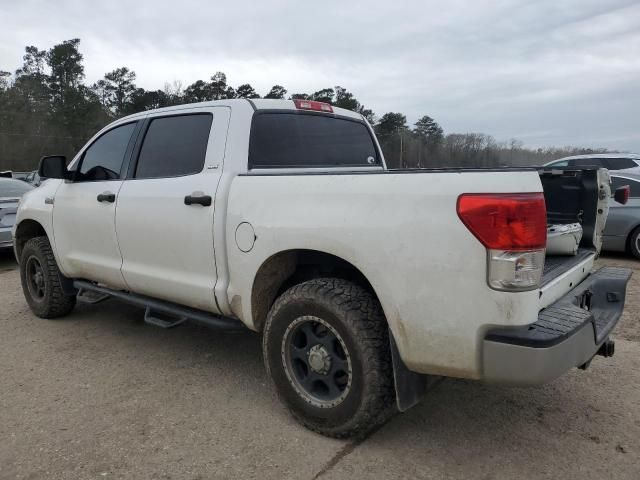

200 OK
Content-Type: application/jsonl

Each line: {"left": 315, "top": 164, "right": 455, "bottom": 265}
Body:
{"left": 249, "top": 112, "right": 380, "bottom": 169}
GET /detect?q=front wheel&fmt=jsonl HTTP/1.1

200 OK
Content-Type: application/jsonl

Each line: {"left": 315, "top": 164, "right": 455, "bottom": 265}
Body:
{"left": 263, "top": 278, "right": 394, "bottom": 438}
{"left": 19, "top": 236, "right": 76, "bottom": 318}
{"left": 629, "top": 227, "right": 640, "bottom": 260}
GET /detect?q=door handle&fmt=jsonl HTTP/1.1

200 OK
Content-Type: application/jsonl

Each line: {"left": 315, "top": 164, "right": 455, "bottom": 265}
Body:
{"left": 97, "top": 192, "right": 116, "bottom": 203}
{"left": 184, "top": 193, "right": 212, "bottom": 207}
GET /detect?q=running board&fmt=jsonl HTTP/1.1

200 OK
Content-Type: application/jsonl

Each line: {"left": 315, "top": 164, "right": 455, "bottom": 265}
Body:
{"left": 72, "top": 280, "right": 245, "bottom": 331}
{"left": 77, "top": 288, "right": 111, "bottom": 304}
{"left": 144, "top": 307, "right": 187, "bottom": 329}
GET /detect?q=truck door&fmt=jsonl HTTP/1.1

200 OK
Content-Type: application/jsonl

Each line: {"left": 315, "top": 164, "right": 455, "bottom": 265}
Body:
{"left": 52, "top": 121, "right": 140, "bottom": 289}
{"left": 115, "top": 107, "right": 230, "bottom": 313}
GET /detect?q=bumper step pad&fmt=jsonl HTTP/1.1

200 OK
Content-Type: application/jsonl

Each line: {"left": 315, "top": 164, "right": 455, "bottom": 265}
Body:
{"left": 486, "top": 267, "right": 632, "bottom": 348}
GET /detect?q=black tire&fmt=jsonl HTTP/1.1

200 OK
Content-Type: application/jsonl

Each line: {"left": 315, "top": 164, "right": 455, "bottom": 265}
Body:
{"left": 19, "top": 236, "right": 76, "bottom": 318}
{"left": 629, "top": 227, "right": 640, "bottom": 260}
{"left": 263, "top": 278, "right": 394, "bottom": 438}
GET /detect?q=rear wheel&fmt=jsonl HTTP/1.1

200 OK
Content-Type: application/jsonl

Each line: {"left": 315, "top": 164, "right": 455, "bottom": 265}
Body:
{"left": 19, "top": 236, "right": 76, "bottom": 318}
{"left": 263, "top": 278, "right": 394, "bottom": 438}
{"left": 629, "top": 227, "right": 640, "bottom": 260}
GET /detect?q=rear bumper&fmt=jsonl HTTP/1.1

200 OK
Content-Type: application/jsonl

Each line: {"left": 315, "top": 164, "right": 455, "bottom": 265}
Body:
{"left": 483, "top": 266, "right": 632, "bottom": 385}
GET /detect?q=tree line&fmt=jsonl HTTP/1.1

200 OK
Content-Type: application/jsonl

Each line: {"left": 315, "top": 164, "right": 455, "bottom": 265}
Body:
{"left": 0, "top": 39, "right": 612, "bottom": 171}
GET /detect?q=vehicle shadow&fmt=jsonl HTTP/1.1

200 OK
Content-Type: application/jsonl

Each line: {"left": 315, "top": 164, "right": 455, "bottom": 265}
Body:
{"left": 0, "top": 248, "right": 18, "bottom": 271}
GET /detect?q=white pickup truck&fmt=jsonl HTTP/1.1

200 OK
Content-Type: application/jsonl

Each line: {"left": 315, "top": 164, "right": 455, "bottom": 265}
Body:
{"left": 13, "top": 99, "right": 632, "bottom": 438}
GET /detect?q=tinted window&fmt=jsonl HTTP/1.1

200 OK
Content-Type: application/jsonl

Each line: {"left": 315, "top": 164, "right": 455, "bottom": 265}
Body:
{"left": 570, "top": 158, "right": 604, "bottom": 167}
{"left": 605, "top": 158, "right": 637, "bottom": 170}
{"left": 78, "top": 123, "right": 136, "bottom": 181}
{"left": 135, "top": 114, "right": 212, "bottom": 179}
{"left": 0, "top": 178, "right": 33, "bottom": 197}
{"left": 611, "top": 177, "right": 640, "bottom": 198}
{"left": 249, "top": 113, "right": 379, "bottom": 168}
{"left": 549, "top": 160, "right": 569, "bottom": 167}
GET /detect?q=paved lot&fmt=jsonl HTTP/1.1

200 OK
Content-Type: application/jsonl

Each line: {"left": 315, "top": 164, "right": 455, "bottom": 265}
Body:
{"left": 0, "top": 249, "right": 638, "bottom": 480}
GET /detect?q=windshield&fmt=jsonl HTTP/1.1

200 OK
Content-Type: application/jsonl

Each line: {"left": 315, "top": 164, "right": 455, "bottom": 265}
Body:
{"left": 0, "top": 178, "right": 33, "bottom": 197}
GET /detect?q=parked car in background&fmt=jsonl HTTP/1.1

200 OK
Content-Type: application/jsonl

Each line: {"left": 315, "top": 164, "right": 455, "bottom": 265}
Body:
{"left": 603, "top": 173, "right": 640, "bottom": 259}
{"left": 0, "top": 178, "right": 33, "bottom": 249}
{"left": 24, "top": 171, "right": 41, "bottom": 187}
{"left": 544, "top": 153, "right": 640, "bottom": 173}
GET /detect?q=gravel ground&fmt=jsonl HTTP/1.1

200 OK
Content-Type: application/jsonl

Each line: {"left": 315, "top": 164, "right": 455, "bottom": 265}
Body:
{"left": 0, "top": 249, "right": 638, "bottom": 480}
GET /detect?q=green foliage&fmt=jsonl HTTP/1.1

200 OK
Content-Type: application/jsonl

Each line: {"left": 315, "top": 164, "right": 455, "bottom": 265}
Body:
{"left": 265, "top": 85, "right": 287, "bottom": 99}
{"left": 413, "top": 115, "right": 443, "bottom": 145}
{"left": 310, "top": 88, "right": 334, "bottom": 104}
{"left": 375, "top": 112, "right": 408, "bottom": 136}
{"left": 102, "top": 67, "right": 136, "bottom": 115}
{"left": 236, "top": 84, "right": 260, "bottom": 99}
{"left": 0, "top": 38, "right": 615, "bottom": 172}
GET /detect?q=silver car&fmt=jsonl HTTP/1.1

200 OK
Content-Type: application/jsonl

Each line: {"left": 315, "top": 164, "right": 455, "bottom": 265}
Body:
{"left": 603, "top": 172, "right": 640, "bottom": 259}
{"left": 0, "top": 178, "right": 33, "bottom": 249}
{"left": 545, "top": 153, "right": 640, "bottom": 174}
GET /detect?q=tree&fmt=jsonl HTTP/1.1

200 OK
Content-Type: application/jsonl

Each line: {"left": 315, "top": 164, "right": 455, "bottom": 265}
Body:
{"left": 413, "top": 115, "right": 443, "bottom": 145}
{"left": 310, "top": 88, "right": 334, "bottom": 104}
{"left": 375, "top": 112, "right": 408, "bottom": 136}
{"left": 47, "top": 39, "right": 84, "bottom": 92}
{"left": 0, "top": 71, "right": 11, "bottom": 91}
{"left": 102, "top": 67, "right": 136, "bottom": 115}
{"left": 15, "top": 46, "right": 47, "bottom": 77}
{"left": 235, "top": 83, "right": 260, "bottom": 99}
{"left": 264, "top": 85, "right": 287, "bottom": 99}
{"left": 209, "top": 72, "right": 235, "bottom": 100}
{"left": 183, "top": 79, "right": 210, "bottom": 103}
{"left": 290, "top": 93, "right": 310, "bottom": 100}
{"left": 334, "top": 86, "right": 375, "bottom": 122}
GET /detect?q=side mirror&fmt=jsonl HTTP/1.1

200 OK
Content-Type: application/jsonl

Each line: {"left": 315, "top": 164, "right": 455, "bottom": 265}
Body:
{"left": 614, "top": 185, "right": 630, "bottom": 205}
{"left": 38, "top": 155, "right": 68, "bottom": 179}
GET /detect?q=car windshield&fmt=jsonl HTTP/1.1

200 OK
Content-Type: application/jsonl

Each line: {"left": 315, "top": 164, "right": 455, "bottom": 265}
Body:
{"left": 0, "top": 178, "right": 33, "bottom": 197}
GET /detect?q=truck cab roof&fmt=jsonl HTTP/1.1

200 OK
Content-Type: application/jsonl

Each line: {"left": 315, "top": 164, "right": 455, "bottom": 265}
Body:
{"left": 117, "top": 98, "right": 365, "bottom": 123}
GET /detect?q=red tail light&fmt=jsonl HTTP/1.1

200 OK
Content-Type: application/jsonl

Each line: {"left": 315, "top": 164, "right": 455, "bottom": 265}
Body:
{"left": 457, "top": 193, "right": 547, "bottom": 250}
{"left": 614, "top": 185, "right": 630, "bottom": 205}
{"left": 293, "top": 99, "right": 333, "bottom": 113}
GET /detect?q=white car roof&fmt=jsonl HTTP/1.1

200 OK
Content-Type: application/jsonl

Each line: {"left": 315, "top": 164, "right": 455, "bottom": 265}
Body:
{"left": 548, "top": 153, "right": 640, "bottom": 163}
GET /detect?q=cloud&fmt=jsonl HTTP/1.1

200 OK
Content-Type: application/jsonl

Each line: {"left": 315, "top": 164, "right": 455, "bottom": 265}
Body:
{"left": 1, "top": 0, "right": 639, "bottom": 150}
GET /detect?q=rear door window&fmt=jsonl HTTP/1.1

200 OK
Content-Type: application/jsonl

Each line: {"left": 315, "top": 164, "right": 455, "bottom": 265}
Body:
{"left": 134, "top": 114, "right": 213, "bottom": 179}
{"left": 611, "top": 177, "right": 640, "bottom": 198}
{"left": 249, "top": 113, "right": 379, "bottom": 169}
{"left": 570, "top": 158, "right": 604, "bottom": 168}
{"left": 604, "top": 158, "right": 637, "bottom": 170}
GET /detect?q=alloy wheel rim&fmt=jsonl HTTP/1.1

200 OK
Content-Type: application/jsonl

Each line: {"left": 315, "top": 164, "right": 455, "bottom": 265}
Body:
{"left": 26, "top": 256, "right": 46, "bottom": 300}
{"left": 281, "top": 315, "right": 353, "bottom": 408}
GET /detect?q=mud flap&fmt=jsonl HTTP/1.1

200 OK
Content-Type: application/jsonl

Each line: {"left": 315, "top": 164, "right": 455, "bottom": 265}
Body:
{"left": 389, "top": 331, "right": 443, "bottom": 412}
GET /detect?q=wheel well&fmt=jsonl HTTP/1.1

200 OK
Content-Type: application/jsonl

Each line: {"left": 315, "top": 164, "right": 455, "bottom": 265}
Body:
{"left": 251, "top": 249, "right": 382, "bottom": 332}
{"left": 627, "top": 224, "right": 640, "bottom": 251}
{"left": 14, "top": 220, "right": 47, "bottom": 260}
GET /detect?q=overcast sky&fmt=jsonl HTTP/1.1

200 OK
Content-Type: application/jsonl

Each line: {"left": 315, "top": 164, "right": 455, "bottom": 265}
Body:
{"left": 1, "top": 0, "right": 639, "bottom": 150}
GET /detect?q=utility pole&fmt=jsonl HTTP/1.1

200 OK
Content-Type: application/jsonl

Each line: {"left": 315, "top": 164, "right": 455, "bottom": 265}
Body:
{"left": 398, "top": 127, "right": 403, "bottom": 168}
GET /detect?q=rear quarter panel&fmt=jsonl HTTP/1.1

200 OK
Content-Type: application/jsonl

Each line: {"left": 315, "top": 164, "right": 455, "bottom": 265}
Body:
{"left": 225, "top": 170, "right": 543, "bottom": 379}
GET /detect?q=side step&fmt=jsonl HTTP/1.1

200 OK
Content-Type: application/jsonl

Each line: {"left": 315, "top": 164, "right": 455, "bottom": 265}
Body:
{"left": 72, "top": 280, "right": 245, "bottom": 331}
{"left": 77, "top": 288, "right": 111, "bottom": 304}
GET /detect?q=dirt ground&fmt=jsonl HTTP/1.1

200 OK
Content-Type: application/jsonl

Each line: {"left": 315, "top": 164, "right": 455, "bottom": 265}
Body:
{"left": 0, "top": 249, "right": 638, "bottom": 480}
